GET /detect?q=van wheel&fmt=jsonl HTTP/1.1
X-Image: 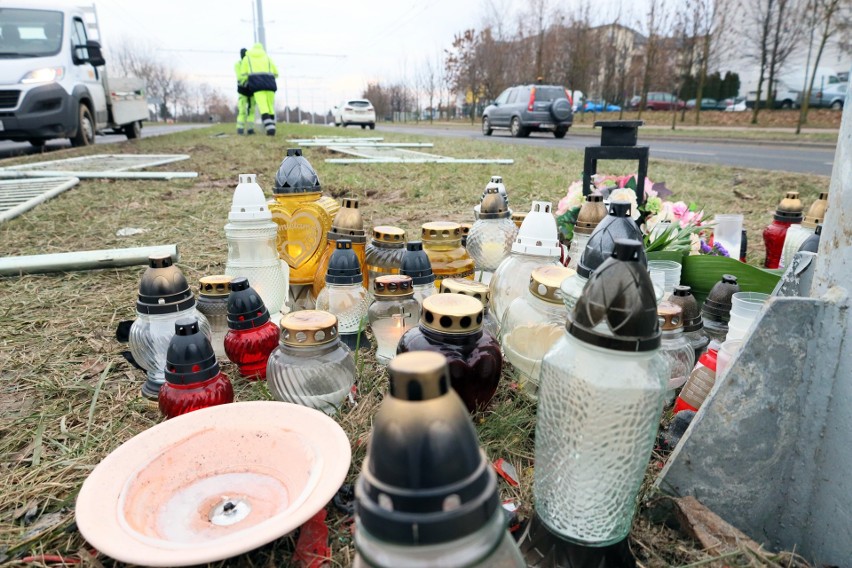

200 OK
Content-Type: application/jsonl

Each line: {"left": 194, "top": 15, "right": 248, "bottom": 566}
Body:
{"left": 71, "top": 104, "right": 95, "bottom": 147}
{"left": 781, "top": 99, "right": 794, "bottom": 109}
{"left": 29, "top": 139, "right": 46, "bottom": 148}
{"left": 831, "top": 100, "right": 843, "bottom": 110}
{"left": 124, "top": 121, "right": 141, "bottom": 140}
{"left": 369, "top": 123, "right": 375, "bottom": 130}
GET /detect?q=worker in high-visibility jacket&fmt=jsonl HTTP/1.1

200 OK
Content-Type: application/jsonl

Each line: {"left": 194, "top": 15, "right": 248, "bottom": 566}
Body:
{"left": 238, "top": 43, "right": 279, "bottom": 136}
{"left": 234, "top": 48, "right": 254, "bottom": 135}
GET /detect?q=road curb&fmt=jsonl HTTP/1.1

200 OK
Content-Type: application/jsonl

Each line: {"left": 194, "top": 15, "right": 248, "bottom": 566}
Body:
{"left": 567, "top": 129, "right": 837, "bottom": 149}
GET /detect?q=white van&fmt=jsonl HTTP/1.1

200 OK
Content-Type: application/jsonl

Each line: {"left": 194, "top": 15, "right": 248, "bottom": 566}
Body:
{"left": 0, "top": 3, "right": 148, "bottom": 147}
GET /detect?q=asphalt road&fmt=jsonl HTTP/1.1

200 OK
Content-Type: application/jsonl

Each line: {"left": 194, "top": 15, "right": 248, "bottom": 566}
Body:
{"left": 0, "top": 123, "right": 207, "bottom": 160}
{"left": 379, "top": 124, "right": 836, "bottom": 176}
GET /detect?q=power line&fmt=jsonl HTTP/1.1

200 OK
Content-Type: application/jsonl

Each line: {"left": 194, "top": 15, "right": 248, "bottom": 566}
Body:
{"left": 157, "top": 47, "right": 346, "bottom": 59}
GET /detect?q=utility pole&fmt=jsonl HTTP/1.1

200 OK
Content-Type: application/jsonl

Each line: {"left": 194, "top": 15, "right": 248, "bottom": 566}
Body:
{"left": 255, "top": 0, "right": 266, "bottom": 49}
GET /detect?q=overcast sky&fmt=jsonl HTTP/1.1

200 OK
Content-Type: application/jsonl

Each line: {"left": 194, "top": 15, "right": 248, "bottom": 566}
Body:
{"left": 94, "top": 0, "right": 640, "bottom": 113}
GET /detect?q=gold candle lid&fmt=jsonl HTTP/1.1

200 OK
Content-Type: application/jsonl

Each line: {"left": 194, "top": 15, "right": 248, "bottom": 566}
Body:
{"left": 330, "top": 197, "right": 366, "bottom": 241}
{"left": 421, "top": 221, "right": 462, "bottom": 242}
{"left": 280, "top": 310, "right": 339, "bottom": 346}
{"left": 574, "top": 194, "right": 607, "bottom": 235}
{"left": 529, "top": 265, "right": 574, "bottom": 303}
{"left": 479, "top": 187, "right": 511, "bottom": 220}
{"left": 657, "top": 301, "right": 684, "bottom": 330}
{"left": 802, "top": 191, "right": 829, "bottom": 229}
{"left": 372, "top": 225, "right": 406, "bottom": 244}
{"left": 388, "top": 351, "right": 450, "bottom": 401}
{"left": 199, "top": 275, "right": 232, "bottom": 297}
{"left": 374, "top": 274, "right": 415, "bottom": 297}
{"left": 421, "top": 293, "right": 483, "bottom": 334}
{"left": 775, "top": 191, "right": 804, "bottom": 222}
{"left": 440, "top": 278, "right": 491, "bottom": 306}
{"left": 511, "top": 211, "right": 527, "bottom": 228}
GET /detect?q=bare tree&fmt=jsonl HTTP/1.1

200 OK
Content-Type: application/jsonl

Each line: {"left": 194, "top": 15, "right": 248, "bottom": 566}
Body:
{"left": 422, "top": 54, "right": 440, "bottom": 124}
{"left": 692, "top": 0, "right": 732, "bottom": 124}
{"left": 638, "top": 0, "right": 671, "bottom": 118}
{"left": 111, "top": 39, "right": 184, "bottom": 121}
{"left": 796, "top": 0, "right": 847, "bottom": 133}
{"left": 445, "top": 29, "right": 484, "bottom": 124}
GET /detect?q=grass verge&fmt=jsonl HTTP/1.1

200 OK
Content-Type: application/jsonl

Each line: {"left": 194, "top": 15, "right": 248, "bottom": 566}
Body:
{"left": 0, "top": 123, "right": 828, "bottom": 567}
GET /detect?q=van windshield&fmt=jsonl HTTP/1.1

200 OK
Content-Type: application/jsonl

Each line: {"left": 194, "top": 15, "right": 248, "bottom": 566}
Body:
{"left": 0, "top": 8, "right": 63, "bottom": 58}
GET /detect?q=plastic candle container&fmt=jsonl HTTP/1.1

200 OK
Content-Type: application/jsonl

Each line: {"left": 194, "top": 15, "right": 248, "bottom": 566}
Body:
{"left": 224, "top": 174, "right": 289, "bottom": 319}
{"left": 674, "top": 341, "right": 719, "bottom": 414}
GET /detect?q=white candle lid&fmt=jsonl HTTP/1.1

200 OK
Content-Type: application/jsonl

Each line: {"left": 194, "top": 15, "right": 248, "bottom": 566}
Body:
{"left": 228, "top": 174, "right": 273, "bottom": 222}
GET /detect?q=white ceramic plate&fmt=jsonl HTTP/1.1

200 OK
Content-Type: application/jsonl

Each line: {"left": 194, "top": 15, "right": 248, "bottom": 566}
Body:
{"left": 75, "top": 401, "right": 351, "bottom": 566}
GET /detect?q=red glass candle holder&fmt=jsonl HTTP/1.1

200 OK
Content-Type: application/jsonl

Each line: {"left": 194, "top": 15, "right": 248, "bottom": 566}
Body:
{"left": 224, "top": 322, "right": 279, "bottom": 379}
{"left": 159, "top": 373, "right": 234, "bottom": 419}
{"left": 158, "top": 318, "right": 234, "bottom": 419}
{"left": 763, "top": 191, "right": 803, "bottom": 269}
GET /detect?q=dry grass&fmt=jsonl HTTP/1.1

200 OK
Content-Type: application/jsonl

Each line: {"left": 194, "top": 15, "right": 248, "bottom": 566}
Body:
{"left": 0, "top": 123, "right": 829, "bottom": 567}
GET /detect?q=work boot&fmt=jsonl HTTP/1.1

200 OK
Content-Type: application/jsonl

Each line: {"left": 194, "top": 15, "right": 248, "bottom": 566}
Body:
{"left": 237, "top": 128, "right": 245, "bottom": 135}
{"left": 247, "top": 129, "right": 255, "bottom": 135}
{"left": 266, "top": 128, "right": 276, "bottom": 136}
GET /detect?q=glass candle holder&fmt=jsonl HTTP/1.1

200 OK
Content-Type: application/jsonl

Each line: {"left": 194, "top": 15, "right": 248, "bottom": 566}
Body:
{"left": 467, "top": 186, "right": 517, "bottom": 273}
{"left": 657, "top": 302, "right": 696, "bottom": 403}
{"left": 224, "top": 277, "right": 280, "bottom": 379}
{"left": 354, "top": 352, "right": 523, "bottom": 568}
{"left": 421, "top": 221, "right": 475, "bottom": 288}
{"left": 567, "top": 194, "right": 606, "bottom": 270}
{"left": 368, "top": 275, "right": 420, "bottom": 365}
{"left": 440, "top": 278, "right": 500, "bottom": 339}
{"left": 501, "top": 265, "right": 574, "bottom": 397}
{"left": 129, "top": 255, "right": 212, "bottom": 400}
{"left": 159, "top": 318, "right": 233, "bottom": 419}
{"left": 268, "top": 149, "right": 339, "bottom": 284}
{"left": 669, "top": 285, "right": 710, "bottom": 361}
{"left": 781, "top": 191, "right": 827, "bottom": 268}
{"left": 702, "top": 274, "right": 741, "bottom": 342}
{"left": 224, "top": 174, "right": 289, "bottom": 319}
{"left": 398, "top": 294, "right": 502, "bottom": 413}
{"left": 313, "top": 197, "right": 368, "bottom": 299}
{"left": 316, "top": 239, "right": 370, "bottom": 349}
{"left": 763, "top": 191, "right": 803, "bottom": 269}
{"left": 267, "top": 310, "right": 356, "bottom": 415}
{"left": 365, "top": 225, "right": 406, "bottom": 289}
{"left": 535, "top": 239, "right": 667, "bottom": 547}
{"left": 400, "top": 240, "right": 436, "bottom": 307}
{"left": 490, "top": 201, "right": 562, "bottom": 322}
{"left": 196, "top": 275, "right": 232, "bottom": 361}
{"left": 674, "top": 342, "right": 719, "bottom": 414}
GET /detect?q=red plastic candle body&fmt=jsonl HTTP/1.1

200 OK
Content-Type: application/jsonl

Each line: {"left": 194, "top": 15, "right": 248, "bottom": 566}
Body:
{"left": 674, "top": 347, "right": 718, "bottom": 414}
{"left": 224, "top": 321, "right": 279, "bottom": 379}
{"left": 762, "top": 220, "right": 793, "bottom": 269}
{"left": 159, "top": 372, "right": 234, "bottom": 419}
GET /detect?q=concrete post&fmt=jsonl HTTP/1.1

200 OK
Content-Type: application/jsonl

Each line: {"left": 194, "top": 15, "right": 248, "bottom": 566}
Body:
{"left": 658, "top": 82, "right": 852, "bottom": 566}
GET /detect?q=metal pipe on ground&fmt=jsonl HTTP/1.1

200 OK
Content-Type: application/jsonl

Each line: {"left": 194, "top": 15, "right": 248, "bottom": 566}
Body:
{"left": 0, "top": 244, "right": 179, "bottom": 276}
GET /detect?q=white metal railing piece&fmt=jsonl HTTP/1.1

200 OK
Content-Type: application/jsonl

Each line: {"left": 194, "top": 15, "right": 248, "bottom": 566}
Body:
{"left": 324, "top": 144, "right": 514, "bottom": 165}
{"left": 0, "top": 177, "right": 80, "bottom": 223}
{"left": 0, "top": 244, "right": 179, "bottom": 276}
{"left": 0, "top": 171, "right": 197, "bottom": 180}
{"left": 0, "top": 154, "right": 190, "bottom": 173}
{"left": 298, "top": 142, "right": 433, "bottom": 148}
{"left": 288, "top": 137, "right": 384, "bottom": 144}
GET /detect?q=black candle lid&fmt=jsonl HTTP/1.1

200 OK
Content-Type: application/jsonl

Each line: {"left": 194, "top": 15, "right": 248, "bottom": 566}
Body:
{"left": 355, "top": 351, "right": 500, "bottom": 545}
{"left": 136, "top": 255, "right": 195, "bottom": 315}
{"left": 325, "top": 239, "right": 363, "bottom": 285}
{"left": 164, "top": 318, "right": 220, "bottom": 386}
{"left": 569, "top": 239, "right": 660, "bottom": 352}
{"left": 273, "top": 148, "right": 322, "bottom": 194}
{"left": 399, "top": 241, "right": 435, "bottom": 286}
{"left": 669, "top": 285, "right": 703, "bottom": 332}
{"left": 577, "top": 200, "right": 646, "bottom": 279}
{"left": 226, "top": 277, "right": 271, "bottom": 330}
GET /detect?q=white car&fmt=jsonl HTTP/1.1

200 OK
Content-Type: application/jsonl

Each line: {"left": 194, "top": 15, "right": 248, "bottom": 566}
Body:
{"left": 333, "top": 99, "right": 376, "bottom": 129}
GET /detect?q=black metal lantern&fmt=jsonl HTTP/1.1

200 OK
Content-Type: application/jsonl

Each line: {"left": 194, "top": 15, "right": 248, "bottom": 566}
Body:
{"left": 582, "top": 120, "right": 649, "bottom": 207}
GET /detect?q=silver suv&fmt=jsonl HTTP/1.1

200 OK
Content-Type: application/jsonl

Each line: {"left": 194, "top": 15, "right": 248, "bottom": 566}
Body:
{"left": 482, "top": 84, "right": 573, "bottom": 138}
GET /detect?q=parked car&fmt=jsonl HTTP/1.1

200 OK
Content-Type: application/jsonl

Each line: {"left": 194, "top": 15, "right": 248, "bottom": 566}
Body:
{"left": 482, "top": 84, "right": 573, "bottom": 138}
{"left": 686, "top": 98, "right": 718, "bottom": 110}
{"left": 583, "top": 100, "right": 621, "bottom": 112}
{"left": 627, "top": 92, "right": 685, "bottom": 111}
{"left": 333, "top": 99, "right": 376, "bottom": 129}
{"left": 809, "top": 82, "right": 846, "bottom": 110}
{"left": 723, "top": 97, "right": 747, "bottom": 112}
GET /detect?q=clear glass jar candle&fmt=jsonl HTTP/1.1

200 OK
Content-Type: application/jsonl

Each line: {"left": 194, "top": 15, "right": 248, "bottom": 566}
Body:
{"left": 313, "top": 197, "right": 368, "bottom": 299}
{"left": 501, "top": 265, "right": 574, "bottom": 397}
{"left": 368, "top": 275, "right": 420, "bottom": 365}
{"left": 365, "top": 225, "right": 406, "bottom": 289}
{"left": 196, "top": 275, "right": 232, "bottom": 361}
{"left": 467, "top": 186, "right": 517, "bottom": 273}
{"left": 657, "top": 302, "right": 696, "bottom": 403}
{"left": 316, "top": 239, "right": 370, "bottom": 349}
{"left": 400, "top": 241, "right": 436, "bottom": 307}
{"left": 267, "top": 310, "right": 356, "bottom": 415}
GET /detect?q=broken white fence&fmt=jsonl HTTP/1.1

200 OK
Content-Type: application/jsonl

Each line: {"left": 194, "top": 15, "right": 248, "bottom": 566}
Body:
{"left": 0, "top": 177, "right": 80, "bottom": 223}
{"left": 0, "top": 154, "right": 197, "bottom": 180}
